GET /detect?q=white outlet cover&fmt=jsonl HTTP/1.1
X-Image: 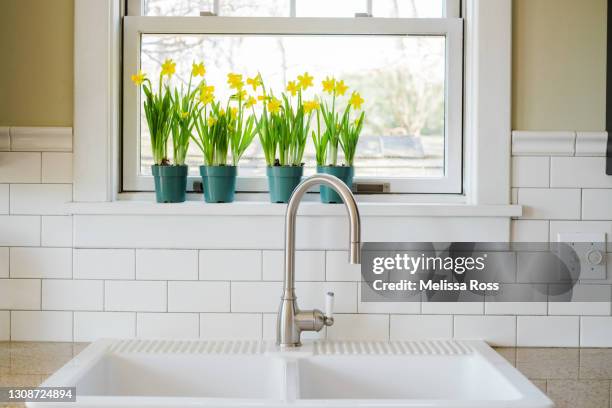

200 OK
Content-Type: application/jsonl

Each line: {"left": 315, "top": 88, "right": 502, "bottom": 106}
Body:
{"left": 557, "top": 232, "right": 607, "bottom": 280}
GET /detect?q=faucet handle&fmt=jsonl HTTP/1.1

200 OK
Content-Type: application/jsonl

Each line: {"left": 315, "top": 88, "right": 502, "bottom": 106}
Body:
{"left": 324, "top": 292, "right": 335, "bottom": 326}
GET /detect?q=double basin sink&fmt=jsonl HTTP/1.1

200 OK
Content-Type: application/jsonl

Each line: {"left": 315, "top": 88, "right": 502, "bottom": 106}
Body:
{"left": 31, "top": 339, "right": 552, "bottom": 408}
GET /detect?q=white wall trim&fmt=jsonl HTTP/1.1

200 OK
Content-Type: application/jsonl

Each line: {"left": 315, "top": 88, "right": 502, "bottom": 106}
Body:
{"left": 73, "top": 0, "right": 122, "bottom": 202}
{"left": 463, "top": 0, "right": 512, "bottom": 205}
{"left": 512, "top": 131, "right": 609, "bottom": 157}
{"left": 0, "top": 127, "right": 9, "bottom": 151}
{"left": 6, "top": 127, "right": 73, "bottom": 152}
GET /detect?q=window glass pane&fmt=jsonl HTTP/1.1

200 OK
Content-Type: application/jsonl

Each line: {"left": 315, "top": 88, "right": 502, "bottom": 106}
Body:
{"left": 144, "top": 0, "right": 288, "bottom": 16}
{"left": 372, "top": 0, "right": 444, "bottom": 18}
{"left": 296, "top": 0, "right": 367, "bottom": 17}
{"left": 139, "top": 35, "right": 445, "bottom": 179}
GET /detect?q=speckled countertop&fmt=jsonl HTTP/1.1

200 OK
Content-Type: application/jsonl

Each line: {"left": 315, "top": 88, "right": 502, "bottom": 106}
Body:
{"left": 0, "top": 342, "right": 611, "bottom": 408}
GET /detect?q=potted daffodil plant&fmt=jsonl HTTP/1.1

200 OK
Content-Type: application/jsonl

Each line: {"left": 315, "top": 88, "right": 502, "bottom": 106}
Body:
{"left": 133, "top": 58, "right": 199, "bottom": 203}
{"left": 312, "top": 77, "right": 365, "bottom": 203}
{"left": 192, "top": 73, "right": 258, "bottom": 203}
{"left": 257, "top": 73, "right": 316, "bottom": 203}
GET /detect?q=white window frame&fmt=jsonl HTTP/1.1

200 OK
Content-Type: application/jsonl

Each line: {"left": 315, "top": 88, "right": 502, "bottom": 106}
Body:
{"left": 73, "top": 0, "right": 511, "bottom": 206}
{"left": 121, "top": 2, "right": 464, "bottom": 194}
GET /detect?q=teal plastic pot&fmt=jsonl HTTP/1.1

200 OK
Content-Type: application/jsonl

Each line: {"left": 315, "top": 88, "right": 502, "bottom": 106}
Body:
{"left": 317, "top": 165, "right": 354, "bottom": 204}
{"left": 152, "top": 165, "right": 188, "bottom": 203}
{"left": 200, "top": 165, "right": 237, "bottom": 203}
{"left": 266, "top": 166, "right": 304, "bottom": 203}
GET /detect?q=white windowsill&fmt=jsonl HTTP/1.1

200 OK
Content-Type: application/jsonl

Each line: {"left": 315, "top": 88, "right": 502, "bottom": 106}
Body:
{"left": 67, "top": 199, "right": 522, "bottom": 217}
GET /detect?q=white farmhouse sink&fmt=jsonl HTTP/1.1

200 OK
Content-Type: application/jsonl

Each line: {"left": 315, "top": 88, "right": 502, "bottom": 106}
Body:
{"left": 30, "top": 339, "right": 552, "bottom": 408}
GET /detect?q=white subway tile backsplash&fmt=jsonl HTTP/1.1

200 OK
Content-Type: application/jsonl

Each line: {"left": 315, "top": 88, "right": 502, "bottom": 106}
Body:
{"left": 201, "top": 313, "right": 262, "bottom": 340}
{"left": 42, "top": 152, "right": 73, "bottom": 183}
{"left": 10, "top": 247, "right": 72, "bottom": 278}
{"left": 358, "top": 282, "right": 421, "bottom": 314}
{"left": 230, "top": 281, "right": 282, "bottom": 313}
{"left": 74, "top": 312, "right": 136, "bottom": 342}
{"left": 105, "top": 281, "right": 166, "bottom": 312}
{"left": 0, "top": 248, "right": 8, "bottom": 278}
{"left": 326, "top": 251, "right": 361, "bottom": 281}
{"left": 327, "top": 314, "right": 389, "bottom": 341}
{"left": 511, "top": 220, "right": 550, "bottom": 242}
{"left": 168, "top": 281, "right": 230, "bottom": 312}
{"left": 484, "top": 302, "right": 547, "bottom": 315}
{"left": 580, "top": 317, "right": 612, "bottom": 347}
{"left": 582, "top": 189, "right": 612, "bottom": 220}
{"left": 0, "top": 311, "right": 9, "bottom": 340}
{"left": 42, "top": 280, "right": 103, "bottom": 311}
{"left": 422, "top": 301, "right": 484, "bottom": 315}
{"left": 575, "top": 132, "right": 608, "bottom": 157}
{"left": 0, "top": 279, "right": 41, "bottom": 309}
{"left": 10, "top": 184, "right": 72, "bottom": 215}
{"left": 262, "top": 250, "right": 324, "bottom": 281}
{"left": 0, "top": 127, "right": 9, "bottom": 151}
{"left": 550, "top": 157, "right": 612, "bottom": 188}
{"left": 512, "top": 157, "right": 550, "bottom": 188}
{"left": 0, "top": 216, "right": 40, "bottom": 246}
{"left": 136, "top": 249, "right": 197, "bottom": 280}
{"left": 454, "top": 316, "right": 517, "bottom": 347}
{"left": 0, "top": 184, "right": 8, "bottom": 214}
{"left": 294, "top": 282, "right": 357, "bottom": 313}
{"left": 74, "top": 249, "right": 135, "bottom": 280}
{"left": 390, "top": 315, "right": 453, "bottom": 340}
{"left": 137, "top": 313, "right": 199, "bottom": 338}
{"left": 518, "top": 188, "right": 581, "bottom": 220}
{"left": 41, "top": 216, "right": 72, "bottom": 247}
{"left": 11, "top": 311, "right": 73, "bottom": 342}
{"left": 200, "top": 250, "right": 261, "bottom": 281}
{"left": 0, "top": 152, "right": 41, "bottom": 183}
{"left": 517, "top": 316, "right": 580, "bottom": 347}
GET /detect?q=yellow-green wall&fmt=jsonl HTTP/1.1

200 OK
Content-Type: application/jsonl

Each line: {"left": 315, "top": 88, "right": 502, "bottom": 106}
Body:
{"left": 0, "top": 0, "right": 607, "bottom": 131}
{"left": 513, "top": 0, "right": 607, "bottom": 131}
{"left": 0, "top": 0, "right": 74, "bottom": 127}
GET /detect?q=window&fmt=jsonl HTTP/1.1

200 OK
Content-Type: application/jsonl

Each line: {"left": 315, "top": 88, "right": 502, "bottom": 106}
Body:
{"left": 123, "top": 0, "right": 463, "bottom": 194}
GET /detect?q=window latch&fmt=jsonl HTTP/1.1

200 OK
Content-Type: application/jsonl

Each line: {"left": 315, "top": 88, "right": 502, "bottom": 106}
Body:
{"left": 354, "top": 12, "right": 373, "bottom": 18}
{"left": 353, "top": 182, "right": 390, "bottom": 194}
{"left": 199, "top": 11, "right": 217, "bottom": 16}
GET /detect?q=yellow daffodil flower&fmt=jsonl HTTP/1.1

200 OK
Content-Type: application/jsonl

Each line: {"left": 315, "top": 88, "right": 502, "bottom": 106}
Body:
{"left": 227, "top": 73, "right": 244, "bottom": 90}
{"left": 349, "top": 92, "right": 364, "bottom": 110}
{"left": 286, "top": 81, "right": 299, "bottom": 97}
{"left": 199, "top": 85, "right": 215, "bottom": 105}
{"left": 246, "top": 96, "right": 257, "bottom": 108}
{"left": 267, "top": 98, "right": 282, "bottom": 114}
{"left": 235, "top": 89, "right": 247, "bottom": 100}
{"left": 180, "top": 111, "right": 189, "bottom": 119}
{"left": 247, "top": 75, "right": 262, "bottom": 91}
{"left": 303, "top": 100, "right": 320, "bottom": 114}
{"left": 161, "top": 59, "right": 176, "bottom": 77}
{"left": 322, "top": 77, "right": 336, "bottom": 94}
{"left": 219, "top": 109, "right": 226, "bottom": 116}
{"left": 191, "top": 62, "right": 206, "bottom": 77}
{"left": 230, "top": 107, "right": 238, "bottom": 119}
{"left": 207, "top": 117, "right": 217, "bottom": 127}
{"left": 298, "top": 72, "right": 314, "bottom": 90}
{"left": 335, "top": 80, "right": 348, "bottom": 96}
{"left": 257, "top": 94, "right": 269, "bottom": 101}
{"left": 131, "top": 70, "right": 146, "bottom": 86}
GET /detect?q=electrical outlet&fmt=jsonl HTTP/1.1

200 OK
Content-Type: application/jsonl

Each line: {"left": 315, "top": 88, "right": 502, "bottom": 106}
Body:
{"left": 557, "top": 233, "right": 607, "bottom": 280}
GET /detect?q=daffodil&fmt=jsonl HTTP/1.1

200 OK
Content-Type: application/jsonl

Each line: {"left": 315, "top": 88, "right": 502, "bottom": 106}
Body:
{"left": 298, "top": 72, "right": 314, "bottom": 90}
{"left": 227, "top": 73, "right": 244, "bottom": 90}
{"left": 234, "top": 89, "right": 247, "bottom": 100}
{"left": 247, "top": 75, "right": 262, "bottom": 91}
{"left": 246, "top": 96, "right": 257, "bottom": 108}
{"left": 180, "top": 111, "right": 189, "bottom": 119}
{"left": 267, "top": 98, "right": 282, "bottom": 114}
{"left": 286, "top": 81, "right": 299, "bottom": 97}
{"left": 161, "top": 59, "right": 176, "bottom": 77}
{"left": 322, "top": 77, "right": 336, "bottom": 94}
{"left": 207, "top": 116, "right": 217, "bottom": 127}
{"left": 199, "top": 85, "right": 215, "bottom": 105}
{"left": 349, "top": 92, "right": 364, "bottom": 110}
{"left": 131, "top": 70, "right": 146, "bottom": 86}
{"left": 303, "top": 100, "right": 320, "bottom": 114}
{"left": 335, "top": 80, "right": 348, "bottom": 96}
{"left": 191, "top": 62, "right": 206, "bottom": 77}
{"left": 230, "top": 107, "right": 238, "bottom": 119}
{"left": 257, "top": 94, "right": 269, "bottom": 101}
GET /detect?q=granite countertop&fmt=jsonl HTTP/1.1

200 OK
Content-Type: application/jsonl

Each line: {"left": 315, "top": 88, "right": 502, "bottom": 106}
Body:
{"left": 1, "top": 342, "right": 611, "bottom": 408}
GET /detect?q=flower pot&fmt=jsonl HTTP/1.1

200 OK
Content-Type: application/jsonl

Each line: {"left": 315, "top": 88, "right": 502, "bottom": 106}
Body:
{"left": 151, "top": 165, "right": 188, "bottom": 203}
{"left": 199, "top": 165, "right": 237, "bottom": 203}
{"left": 317, "top": 165, "right": 354, "bottom": 204}
{"left": 266, "top": 166, "right": 304, "bottom": 203}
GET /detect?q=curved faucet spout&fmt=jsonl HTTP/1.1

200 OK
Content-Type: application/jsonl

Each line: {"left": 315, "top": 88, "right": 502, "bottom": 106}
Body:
{"left": 277, "top": 174, "right": 361, "bottom": 347}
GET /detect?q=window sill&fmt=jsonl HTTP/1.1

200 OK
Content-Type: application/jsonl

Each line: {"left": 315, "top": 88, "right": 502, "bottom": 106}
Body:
{"left": 66, "top": 199, "right": 522, "bottom": 218}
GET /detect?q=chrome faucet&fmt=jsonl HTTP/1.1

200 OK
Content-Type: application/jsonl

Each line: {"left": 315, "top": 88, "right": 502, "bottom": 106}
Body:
{"left": 277, "top": 174, "right": 361, "bottom": 347}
